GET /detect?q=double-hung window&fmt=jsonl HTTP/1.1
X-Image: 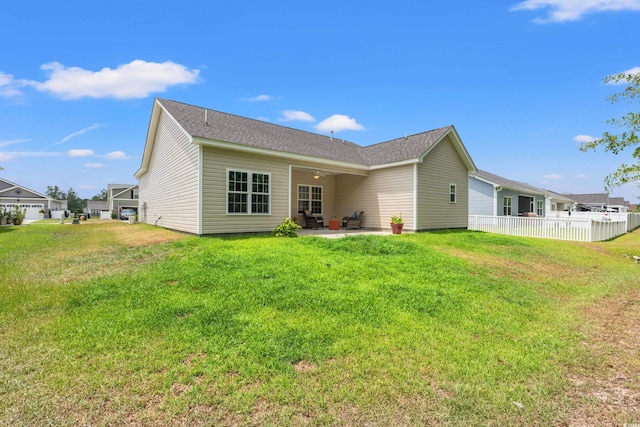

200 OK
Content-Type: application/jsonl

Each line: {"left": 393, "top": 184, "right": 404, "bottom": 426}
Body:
{"left": 449, "top": 184, "right": 457, "bottom": 203}
{"left": 297, "top": 185, "right": 322, "bottom": 214}
{"left": 227, "top": 170, "right": 270, "bottom": 214}
{"left": 503, "top": 197, "right": 513, "bottom": 216}
{"left": 536, "top": 200, "right": 543, "bottom": 216}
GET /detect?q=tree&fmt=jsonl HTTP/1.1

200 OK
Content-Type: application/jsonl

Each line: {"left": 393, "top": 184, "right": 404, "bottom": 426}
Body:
{"left": 580, "top": 71, "right": 640, "bottom": 191}
{"left": 91, "top": 189, "right": 107, "bottom": 201}
{"left": 46, "top": 185, "right": 66, "bottom": 200}
{"left": 66, "top": 187, "right": 83, "bottom": 212}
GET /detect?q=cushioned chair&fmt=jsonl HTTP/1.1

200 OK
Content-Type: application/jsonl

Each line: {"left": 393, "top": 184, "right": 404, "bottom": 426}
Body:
{"left": 304, "top": 210, "right": 324, "bottom": 229}
{"left": 342, "top": 211, "right": 364, "bottom": 229}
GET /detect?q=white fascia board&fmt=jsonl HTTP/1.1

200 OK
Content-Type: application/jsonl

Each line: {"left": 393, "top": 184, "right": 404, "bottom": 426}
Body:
{"left": 135, "top": 99, "right": 193, "bottom": 179}
{"left": 192, "top": 137, "right": 370, "bottom": 175}
{"left": 418, "top": 126, "right": 477, "bottom": 173}
{"left": 470, "top": 174, "right": 499, "bottom": 188}
{"left": 368, "top": 158, "right": 420, "bottom": 170}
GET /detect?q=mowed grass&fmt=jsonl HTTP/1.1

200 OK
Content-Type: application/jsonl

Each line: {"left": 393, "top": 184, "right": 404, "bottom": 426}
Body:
{"left": 1, "top": 221, "right": 639, "bottom": 426}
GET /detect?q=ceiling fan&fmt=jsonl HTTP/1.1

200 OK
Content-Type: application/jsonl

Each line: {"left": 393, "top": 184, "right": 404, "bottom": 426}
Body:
{"left": 313, "top": 170, "right": 329, "bottom": 179}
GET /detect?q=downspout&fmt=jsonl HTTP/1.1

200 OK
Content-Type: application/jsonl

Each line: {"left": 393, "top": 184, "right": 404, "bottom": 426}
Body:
{"left": 494, "top": 185, "right": 502, "bottom": 216}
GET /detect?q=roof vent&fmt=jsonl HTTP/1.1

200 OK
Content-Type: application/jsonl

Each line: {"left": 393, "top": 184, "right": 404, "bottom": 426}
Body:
{"left": 330, "top": 130, "right": 333, "bottom": 140}
{"left": 204, "top": 109, "right": 208, "bottom": 125}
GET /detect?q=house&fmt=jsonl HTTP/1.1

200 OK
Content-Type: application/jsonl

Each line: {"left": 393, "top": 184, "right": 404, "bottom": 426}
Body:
{"left": 107, "top": 184, "right": 139, "bottom": 218}
{"left": 85, "top": 200, "right": 108, "bottom": 218}
{"left": 566, "top": 193, "right": 631, "bottom": 213}
{"left": 135, "top": 99, "right": 477, "bottom": 235}
{"left": 0, "top": 178, "right": 61, "bottom": 220}
{"left": 469, "top": 170, "right": 574, "bottom": 217}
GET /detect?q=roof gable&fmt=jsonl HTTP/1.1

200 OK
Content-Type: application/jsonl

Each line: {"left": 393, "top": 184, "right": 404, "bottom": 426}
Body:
{"left": 0, "top": 178, "right": 49, "bottom": 200}
{"left": 472, "top": 170, "right": 547, "bottom": 195}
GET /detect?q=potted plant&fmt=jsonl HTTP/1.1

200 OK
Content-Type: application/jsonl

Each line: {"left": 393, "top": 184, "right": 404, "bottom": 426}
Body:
{"left": 390, "top": 213, "right": 403, "bottom": 234}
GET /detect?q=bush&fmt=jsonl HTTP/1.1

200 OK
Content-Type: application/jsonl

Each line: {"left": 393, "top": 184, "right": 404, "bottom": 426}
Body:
{"left": 272, "top": 217, "right": 302, "bottom": 237}
{"left": 2, "top": 206, "right": 26, "bottom": 225}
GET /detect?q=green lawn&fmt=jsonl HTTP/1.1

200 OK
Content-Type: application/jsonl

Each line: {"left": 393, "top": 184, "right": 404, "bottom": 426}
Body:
{"left": 1, "top": 221, "right": 639, "bottom": 426}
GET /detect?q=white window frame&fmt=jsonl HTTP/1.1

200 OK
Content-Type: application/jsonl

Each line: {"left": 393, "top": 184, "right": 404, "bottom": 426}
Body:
{"left": 536, "top": 200, "right": 544, "bottom": 216}
{"left": 449, "top": 184, "right": 457, "bottom": 203}
{"left": 297, "top": 184, "right": 323, "bottom": 215}
{"left": 503, "top": 197, "right": 513, "bottom": 216}
{"left": 226, "top": 169, "right": 271, "bottom": 215}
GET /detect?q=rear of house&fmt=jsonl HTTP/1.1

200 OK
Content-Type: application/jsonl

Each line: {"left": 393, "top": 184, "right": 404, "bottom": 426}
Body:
{"left": 136, "top": 99, "right": 477, "bottom": 235}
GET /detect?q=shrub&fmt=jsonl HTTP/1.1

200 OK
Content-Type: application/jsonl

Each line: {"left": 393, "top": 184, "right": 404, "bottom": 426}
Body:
{"left": 272, "top": 217, "right": 302, "bottom": 237}
{"left": 2, "top": 206, "right": 25, "bottom": 225}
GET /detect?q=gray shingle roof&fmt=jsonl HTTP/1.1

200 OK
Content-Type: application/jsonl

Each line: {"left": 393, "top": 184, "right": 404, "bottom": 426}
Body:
{"left": 157, "top": 99, "right": 457, "bottom": 166}
{"left": 565, "top": 193, "right": 609, "bottom": 204}
{"left": 473, "top": 169, "right": 547, "bottom": 195}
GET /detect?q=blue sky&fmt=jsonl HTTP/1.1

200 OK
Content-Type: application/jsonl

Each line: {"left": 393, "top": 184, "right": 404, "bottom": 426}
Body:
{"left": 1, "top": 0, "right": 639, "bottom": 202}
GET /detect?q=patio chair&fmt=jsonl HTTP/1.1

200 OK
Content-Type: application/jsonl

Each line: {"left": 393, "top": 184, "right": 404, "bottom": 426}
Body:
{"left": 342, "top": 211, "right": 364, "bottom": 229}
{"left": 304, "top": 210, "right": 324, "bottom": 229}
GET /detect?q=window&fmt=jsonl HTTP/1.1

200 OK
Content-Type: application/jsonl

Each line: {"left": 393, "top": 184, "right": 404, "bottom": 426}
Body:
{"left": 536, "top": 200, "right": 543, "bottom": 216}
{"left": 503, "top": 197, "right": 512, "bottom": 216}
{"left": 449, "top": 184, "right": 457, "bottom": 203}
{"left": 133, "top": 189, "right": 139, "bottom": 199}
{"left": 227, "top": 170, "right": 270, "bottom": 214}
{"left": 297, "top": 184, "right": 322, "bottom": 214}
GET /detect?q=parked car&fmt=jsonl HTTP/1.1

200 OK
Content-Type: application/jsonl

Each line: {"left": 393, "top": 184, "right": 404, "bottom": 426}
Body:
{"left": 119, "top": 208, "right": 136, "bottom": 220}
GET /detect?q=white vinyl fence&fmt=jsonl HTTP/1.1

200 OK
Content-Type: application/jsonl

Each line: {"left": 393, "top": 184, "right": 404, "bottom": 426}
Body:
{"left": 468, "top": 214, "right": 637, "bottom": 242}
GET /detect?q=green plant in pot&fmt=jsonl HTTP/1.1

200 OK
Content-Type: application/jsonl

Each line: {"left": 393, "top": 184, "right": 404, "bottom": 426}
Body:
{"left": 390, "top": 213, "right": 403, "bottom": 234}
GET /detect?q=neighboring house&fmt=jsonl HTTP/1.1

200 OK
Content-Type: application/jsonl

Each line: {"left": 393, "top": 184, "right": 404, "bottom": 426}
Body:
{"left": 107, "top": 184, "right": 139, "bottom": 218}
{"left": 135, "top": 99, "right": 477, "bottom": 235}
{"left": 0, "top": 178, "right": 60, "bottom": 220}
{"left": 468, "top": 170, "right": 574, "bottom": 217}
{"left": 85, "top": 200, "right": 108, "bottom": 217}
{"left": 566, "top": 193, "right": 630, "bottom": 213}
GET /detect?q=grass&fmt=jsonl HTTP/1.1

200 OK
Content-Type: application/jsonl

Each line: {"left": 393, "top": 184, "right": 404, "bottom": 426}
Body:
{"left": 1, "top": 220, "right": 639, "bottom": 426}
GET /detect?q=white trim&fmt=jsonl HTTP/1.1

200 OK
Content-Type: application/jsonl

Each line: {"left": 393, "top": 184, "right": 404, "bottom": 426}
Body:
{"left": 288, "top": 165, "right": 292, "bottom": 219}
{"left": 225, "top": 168, "right": 272, "bottom": 215}
{"left": 503, "top": 196, "right": 513, "bottom": 216}
{"left": 297, "top": 184, "right": 323, "bottom": 215}
{"left": 195, "top": 137, "right": 370, "bottom": 173}
{"left": 449, "top": 183, "right": 457, "bottom": 204}
{"left": 198, "top": 145, "right": 203, "bottom": 235}
{"left": 413, "top": 163, "right": 418, "bottom": 231}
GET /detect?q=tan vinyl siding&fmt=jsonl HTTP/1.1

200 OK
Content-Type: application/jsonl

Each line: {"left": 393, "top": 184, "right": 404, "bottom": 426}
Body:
{"left": 201, "top": 147, "right": 289, "bottom": 234}
{"left": 417, "top": 135, "right": 469, "bottom": 229}
{"left": 138, "top": 111, "right": 199, "bottom": 233}
{"left": 335, "top": 165, "right": 414, "bottom": 230}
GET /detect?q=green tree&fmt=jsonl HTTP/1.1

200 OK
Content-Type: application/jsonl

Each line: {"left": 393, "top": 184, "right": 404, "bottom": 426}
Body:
{"left": 91, "top": 189, "right": 107, "bottom": 201}
{"left": 66, "top": 187, "right": 83, "bottom": 212}
{"left": 46, "top": 185, "right": 66, "bottom": 200}
{"left": 580, "top": 71, "right": 640, "bottom": 191}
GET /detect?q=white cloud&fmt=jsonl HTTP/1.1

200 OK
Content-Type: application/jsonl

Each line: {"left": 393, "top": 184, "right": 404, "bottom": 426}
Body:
{"left": 510, "top": 0, "right": 640, "bottom": 23}
{"left": 574, "top": 134, "right": 595, "bottom": 143}
{"left": 58, "top": 124, "right": 101, "bottom": 144}
{"left": 0, "top": 139, "right": 29, "bottom": 148}
{"left": 1, "top": 151, "right": 61, "bottom": 158}
{"left": 0, "top": 153, "right": 13, "bottom": 161}
{"left": 543, "top": 173, "right": 563, "bottom": 180}
{"left": 246, "top": 94, "right": 272, "bottom": 102}
{"left": 105, "top": 150, "right": 128, "bottom": 160}
{"left": 279, "top": 110, "right": 315, "bottom": 122}
{"left": 85, "top": 162, "right": 105, "bottom": 168}
{"left": 576, "top": 173, "right": 588, "bottom": 179}
{"left": 315, "top": 114, "right": 365, "bottom": 133}
{"left": 31, "top": 60, "right": 200, "bottom": 100}
{"left": 0, "top": 72, "right": 24, "bottom": 97}
{"left": 68, "top": 149, "right": 95, "bottom": 157}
